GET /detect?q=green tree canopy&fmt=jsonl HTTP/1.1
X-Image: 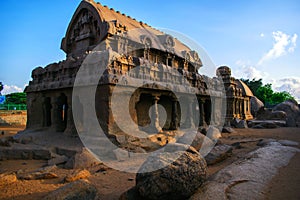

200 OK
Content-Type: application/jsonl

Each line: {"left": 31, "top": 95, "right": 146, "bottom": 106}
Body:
{"left": 241, "top": 78, "right": 295, "bottom": 106}
{"left": 240, "top": 78, "right": 263, "bottom": 95}
{"left": 5, "top": 92, "right": 26, "bottom": 104}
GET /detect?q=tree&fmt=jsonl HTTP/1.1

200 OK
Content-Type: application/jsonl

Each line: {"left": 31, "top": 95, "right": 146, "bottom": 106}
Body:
{"left": 256, "top": 84, "right": 273, "bottom": 104}
{"left": 5, "top": 92, "right": 27, "bottom": 104}
{"left": 270, "top": 91, "right": 294, "bottom": 105}
{"left": 241, "top": 78, "right": 295, "bottom": 106}
{"left": 240, "top": 78, "right": 263, "bottom": 97}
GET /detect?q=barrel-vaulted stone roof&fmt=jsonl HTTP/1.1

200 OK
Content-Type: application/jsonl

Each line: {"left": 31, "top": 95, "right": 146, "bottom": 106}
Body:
{"left": 235, "top": 79, "right": 254, "bottom": 97}
{"left": 61, "top": 0, "right": 202, "bottom": 66}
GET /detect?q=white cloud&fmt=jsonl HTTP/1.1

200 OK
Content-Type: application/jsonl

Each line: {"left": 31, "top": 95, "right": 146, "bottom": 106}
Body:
{"left": 258, "top": 31, "right": 297, "bottom": 65}
{"left": 233, "top": 60, "right": 268, "bottom": 80}
{"left": 288, "top": 34, "right": 297, "bottom": 53}
{"left": 1, "top": 85, "right": 23, "bottom": 95}
{"left": 273, "top": 77, "right": 300, "bottom": 103}
{"left": 260, "top": 33, "right": 265, "bottom": 37}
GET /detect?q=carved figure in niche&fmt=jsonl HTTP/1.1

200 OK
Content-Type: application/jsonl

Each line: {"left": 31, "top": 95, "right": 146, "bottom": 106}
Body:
{"left": 79, "top": 11, "right": 92, "bottom": 36}
{"left": 70, "top": 10, "right": 98, "bottom": 45}
{"left": 73, "top": 96, "right": 83, "bottom": 131}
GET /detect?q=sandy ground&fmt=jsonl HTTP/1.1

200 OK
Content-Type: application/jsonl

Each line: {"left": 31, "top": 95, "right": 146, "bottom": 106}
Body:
{"left": 0, "top": 126, "right": 299, "bottom": 200}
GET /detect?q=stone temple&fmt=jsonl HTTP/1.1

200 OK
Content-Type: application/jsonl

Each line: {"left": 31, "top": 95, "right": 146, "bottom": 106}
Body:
{"left": 25, "top": 0, "right": 253, "bottom": 137}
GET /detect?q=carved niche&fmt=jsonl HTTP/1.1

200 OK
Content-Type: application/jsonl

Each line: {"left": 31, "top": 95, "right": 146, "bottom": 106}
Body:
{"left": 67, "top": 9, "right": 100, "bottom": 54}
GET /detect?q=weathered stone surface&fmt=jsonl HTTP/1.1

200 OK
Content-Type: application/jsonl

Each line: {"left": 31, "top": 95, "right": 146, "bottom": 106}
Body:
{"left": 205, "top": 144, "right": 233, "bottom": 165}
{"left": 43, "top": 179, "right": 97, "bottom": 200}
{"left": 48, "top": 154, "right": 69, "bottom": 166}
{"left": 236, "top": 120, "right": 248, "bottom": 128}
{"left": 39, "top": 165, "right": 58, "bottom": 172}
{"left": 231, "top": 142, "right": 241, "bottom": 149}
{"left": 65, "top": 169, "right": 91, "bottom": 183}
{"left": 190, "top": 144, "right": 300, "bottom": 200}
{"left": 113, "top": 148, "right": 129, "bottom": 161}
{"left": 15, "top": 165, "right": 59, "bottom": 180}
{"left": 56, "top": 147, "right": 77, "bottom": 158}
{"left": 177, "top": 130, "right": 216, "bottom": 156}
{"left": 252, "top": 124, "right": 265, "bottom": 129}
{"left": 16, "top": 165, "right": 57, "bottom": 180}
{"left": 0, "top": 173, "right": 17, "bottom": 186}
{"left": 163, "top": 143, "right": 199, "bottom": 154}
{"left": 126, "top": 137, "right": 161, "bottom": 152}
{"left": 273, "top": 99, "right": 300, "bottom": 127}
{"left": 258, "top": 139, "right": 298, "bottom": 147}
{"left": 221, "top": 126, "right": 234, "bottom": 133}
{"left": 0, "top": 148, "right": 51, "bottom": 160}
{"left": 0, "top": 137, "right": 12, "bottom": 147}
{"left": 270, "top": 110, "right": 287, "bottom": 120}
{"left": 231, "top": 118, "right": 240, "bottom": 128}
{"left": 277, "top": 140, "right": 299, "bottom": 146}
{"left": 206, "top": 126, "right": 222, "bottom": 141}
{"left": 257, "top": 138, "right": 277, "bottom": 147}
{"left": 135, "top": 151, "right": 207, "bottom": 200}
{"left": 18, "top": 171, "right": 58, "bottom": 180}
{"left": 256, "top": 109, "right": 287, "bottom": 121}
{"left": 177, "top": 131, "right": 206, "bottom": 151}
{"left": 64, "top": 148, "right": 101, "bottom": 169}
{"left": 119, "top": 187, "right": 143, "bottom": 200}
{"left": 253, "top": 121, "right": 278, "bottom": 129}
{"left": 249, "top": 120, "right": 286, "bottom": 128}
{"left": 250, "top": 96, "right": 264, "bottom": 117}
{"left": 32, "top": 149, "right": 52, "bottom": 160}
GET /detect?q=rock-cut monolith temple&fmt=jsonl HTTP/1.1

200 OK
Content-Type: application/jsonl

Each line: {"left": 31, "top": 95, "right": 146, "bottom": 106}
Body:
{"left": 25, "top": 0, "right": 253, "bottom": 137}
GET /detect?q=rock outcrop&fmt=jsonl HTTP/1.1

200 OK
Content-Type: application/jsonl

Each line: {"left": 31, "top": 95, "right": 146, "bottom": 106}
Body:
{"left": 205, "top": 144, "right": 233, "bottom": 165}
{"left": 190, "top": 142, "right": 300, "bottom": 200}
{"left": 250, "top": 96, "right": 264, "bottom": 117}
{"left": 273, "top": 99, "right": 300, "bottom": 127}
{"left": 133, "top": 150, "right": 207, "bottom": 200}
{"left": 43, "top": 179, "right": 97, "bottom": 200}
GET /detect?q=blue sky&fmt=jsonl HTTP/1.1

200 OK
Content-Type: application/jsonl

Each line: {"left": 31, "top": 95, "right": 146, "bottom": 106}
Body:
{"left": 0, "top": 0, "right": 299, "bottom": 100}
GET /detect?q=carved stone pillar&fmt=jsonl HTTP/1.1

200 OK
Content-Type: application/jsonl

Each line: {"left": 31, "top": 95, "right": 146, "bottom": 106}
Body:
{"left": 232, "top": 98, "right": 236, "bottom": 118}
{"left": 235, "top": 98, "right": 240, "bottom": 118}
{"left": 170, "top": 98, "right": 178, "bottom": 130}
{"left": 238, "top": 99, "right": 241, "bottom": 118}
{"left": 64, "top": 97, "right": 77, "bottom": 136}
{"left": 182, "top": 96, "right": 195, "bottom": 129}
{"left": 149, "top": 95, "right": 162, "bottom": 133}
{"left": 51, "top": 99, "right": 58, "bottom": 130}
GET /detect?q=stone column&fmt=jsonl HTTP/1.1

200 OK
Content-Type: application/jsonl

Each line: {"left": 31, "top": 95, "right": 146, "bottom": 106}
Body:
{"left": 170, "top": 98, "right": 178, "bottom": 130}
{"left": 235, "top": 98, "right": 240, "bottom": 118}
{"left": 149, "top": 95, "right": 162, "bottom": 133}
{"left": 50, "top": 98, "right": 58, "bottom": 131}
{"left": 232, "top": 98, "right": 235, "bottom": 118}
{"left": 64, "top": 97, "right": 77, "bottom": 136}
{"left": 182, "top": 96, "right": 195, "bottom": 129}
{"left": 237, "top": 98, "right": 241, "bottom": 118}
